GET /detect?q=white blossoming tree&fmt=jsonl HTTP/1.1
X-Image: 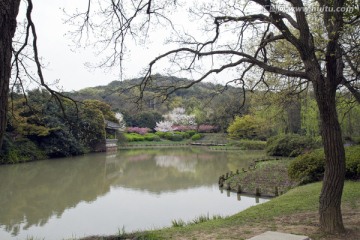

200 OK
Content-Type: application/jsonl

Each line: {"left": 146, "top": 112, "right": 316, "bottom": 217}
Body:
{"left": 154, "top": 120, "right": 173, "bottom": 132}
{"left": 164, "top": 108, "right": 196, "bottom": 126}
{"left": 154, "top": 107, "right": 197, "bottom": 132}
{"left": 115, "top": 112, "right": 126, "bottom": 130}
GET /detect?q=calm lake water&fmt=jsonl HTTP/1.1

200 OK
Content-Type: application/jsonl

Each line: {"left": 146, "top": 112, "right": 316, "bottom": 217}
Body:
{"left": 0, "top": 148, "right": 269, "bottom": 240}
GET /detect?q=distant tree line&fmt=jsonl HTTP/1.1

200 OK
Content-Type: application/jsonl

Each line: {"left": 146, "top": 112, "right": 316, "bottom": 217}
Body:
{"left": 72, "top": 75, "right": 360, "bottom": 141}
{"left": 2, "top": 75, "right": 359, "bottom": 164}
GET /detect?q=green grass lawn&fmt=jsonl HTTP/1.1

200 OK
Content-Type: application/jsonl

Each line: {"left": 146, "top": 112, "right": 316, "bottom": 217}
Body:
{"left": 83, "top": 181, "right": 360, "bottom": 240}
{"left": 121, "top": 134, "right": 268, "bottom": 150}
{"left": 193, "top": 133, "right": 228, "bottom": 143}
{"left": 119, "top": 133, "right": 228, "bottom": 148}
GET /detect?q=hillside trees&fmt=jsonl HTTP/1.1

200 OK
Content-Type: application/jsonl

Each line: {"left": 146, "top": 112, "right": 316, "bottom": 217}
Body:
{"left": 2, "top": 90, "right": 110, "bottom": 161}
{"left": 68, "top": 0, "right": 359, "bottom": 233}
{"left": 248, "top": 91, "right": 302, "bottom": 136}
{"left": 72, "top": 76, "right": 244, "bottom": 130}
{"left": 123, "top": 110, "right": 163, "bottom": 129}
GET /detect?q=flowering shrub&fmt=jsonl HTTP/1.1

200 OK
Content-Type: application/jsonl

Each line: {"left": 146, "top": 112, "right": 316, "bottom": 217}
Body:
{"left": 172, "top": 125, "right": 196, "bottom": 131}
{"left": 198, "top": 125, "right": 218, "bottom": 133}
{"left": 126, "top": 127, "right": 150, "bottom": 135}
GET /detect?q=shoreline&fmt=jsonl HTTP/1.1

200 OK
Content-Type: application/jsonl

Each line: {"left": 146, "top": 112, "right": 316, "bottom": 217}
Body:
{"left": 81, "top": 181, "right": 360, "bottom": 240}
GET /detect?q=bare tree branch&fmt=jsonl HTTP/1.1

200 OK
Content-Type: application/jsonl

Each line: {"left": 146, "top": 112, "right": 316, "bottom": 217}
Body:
{"left": 14, "top": 0, "right": 81, "bottom": 120}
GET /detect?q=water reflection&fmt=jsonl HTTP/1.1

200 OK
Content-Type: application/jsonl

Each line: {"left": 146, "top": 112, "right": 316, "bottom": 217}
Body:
{"left": 0, "top": 154, "right": 109, "bottom": 236}
{"left": 155, "top": 155, "right": 197, "bottom": 172}
{"left": 0, "top": 148, "right": 267, "bottom": 239}
{"left": 107, "top": 148, "right": 263, "bottom": 192}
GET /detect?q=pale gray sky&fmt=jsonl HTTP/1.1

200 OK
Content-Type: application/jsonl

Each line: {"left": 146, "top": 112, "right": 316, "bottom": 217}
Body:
{"left": 16, "top": 0, "right": 246, "bottom": 92}
{"left": 22, "top": 0, "right": 178, "bottom": 91}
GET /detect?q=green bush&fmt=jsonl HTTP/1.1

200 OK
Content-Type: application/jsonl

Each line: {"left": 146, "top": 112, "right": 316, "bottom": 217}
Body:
{"left": 155, "top": 131, "right": 191, "bottom": 141}
{"left": 124, "top": 133, "right": 145, "bottom": 142}
{"left": 191, "top": 133, "right": 202, "bottom": 141}
{"left": 171, "top": 134, "right": 183, "bottom": 141}
{"left": 152, "top": 135, "right": 161, "bottom": 141}
{"left": 174, "top": 131, "right": 190, "bottom": 139}
{"left": 345, "top": 145, "right": 360, "bottom": 179}
{"left": 288, "top": 149, "right": 325, "bottom": 184}
{"left": 0, "top": 137, "right": 47, "bottom": 164}
{"left": 266, "top": 134, "right": 319, "bottom": 157}
{"left": 186, "top": 130, "right": 197, "bottom": 137}
{"left": 164, "top": 132, "right": 174, "bottom": 140}
{"left": 144, "top": 133, "right": 155, "bottom": 141}
{"left": 288, "top": 145, "right": 360, "bottom": 184}
{"left": 124, "top": 133, "right": 134, "bottom": 142}
{"left": 181, "top": 132, "right": 191, "bottom": 139}
{"left": 154, "top": 132, "right": 186, "bottom": 141}
{"left": 348, "top": 136, "right": 360, "bottom": 145}
{"left": 40, "top": 129, "right": 87, "bottom": 157}
{"left": 134, "top": 135, "right": 145, "bottom": 141}
{"left": 227, "top": 115, "right": 268, "bottom": 140}
{"left": 143, "top": 133, "right": 161, "bottom": 141}
{"left": 155, "top": 131, "right": 166, "bottom": 138}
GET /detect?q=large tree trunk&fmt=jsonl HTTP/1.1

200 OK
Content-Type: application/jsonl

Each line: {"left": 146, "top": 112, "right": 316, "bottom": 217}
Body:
{"left": 314, "top": 79, "right": 346, "bottom": 233}
{"left": 0, "top": 0, "right": 21, "bottom": 150}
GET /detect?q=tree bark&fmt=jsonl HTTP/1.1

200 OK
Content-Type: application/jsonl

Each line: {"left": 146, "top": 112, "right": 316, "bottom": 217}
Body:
{"left": 316, "top": 87, "right": 346, "bottom": 233}
{"left": 303, "top": 41, "right": 346, "bottom": 232}
{"left": 0, "top": 0, "right": 21, "bottom": 150}
{"left": 310, "top": 67, "right": 346, "bottom": 232}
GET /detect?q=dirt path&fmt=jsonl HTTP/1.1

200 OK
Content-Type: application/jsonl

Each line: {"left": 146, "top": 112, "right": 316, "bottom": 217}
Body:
{"left": 166, "top": 205, "right": 360, "bottom": 240}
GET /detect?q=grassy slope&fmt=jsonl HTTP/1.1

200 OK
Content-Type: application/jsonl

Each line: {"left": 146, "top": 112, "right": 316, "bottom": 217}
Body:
{"left": 225, "top": 159, "right": 298, "bottom": 196}
{"left": 113, "top": 181, "right": 360, "bottom": 240}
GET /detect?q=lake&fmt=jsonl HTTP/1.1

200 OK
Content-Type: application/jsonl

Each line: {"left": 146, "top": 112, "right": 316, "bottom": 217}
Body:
{"left": 0, "top": 148, "right": 269, "bottom": 239}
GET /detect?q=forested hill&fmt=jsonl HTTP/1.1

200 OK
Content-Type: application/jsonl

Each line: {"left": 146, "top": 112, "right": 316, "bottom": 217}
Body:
{"left": 1, "top": 74, "right": 247, "bottom": 163}
{"left": 69, "top": 74, "right": 246, "bottom": 116}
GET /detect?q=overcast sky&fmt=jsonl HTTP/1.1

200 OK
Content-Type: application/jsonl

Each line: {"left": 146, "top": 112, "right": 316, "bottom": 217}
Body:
{"left": 16, "top": 0, "right": 252, "bottom": 92}
{"left": 20, "top": 0, "right": 180, "bottom": 91}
